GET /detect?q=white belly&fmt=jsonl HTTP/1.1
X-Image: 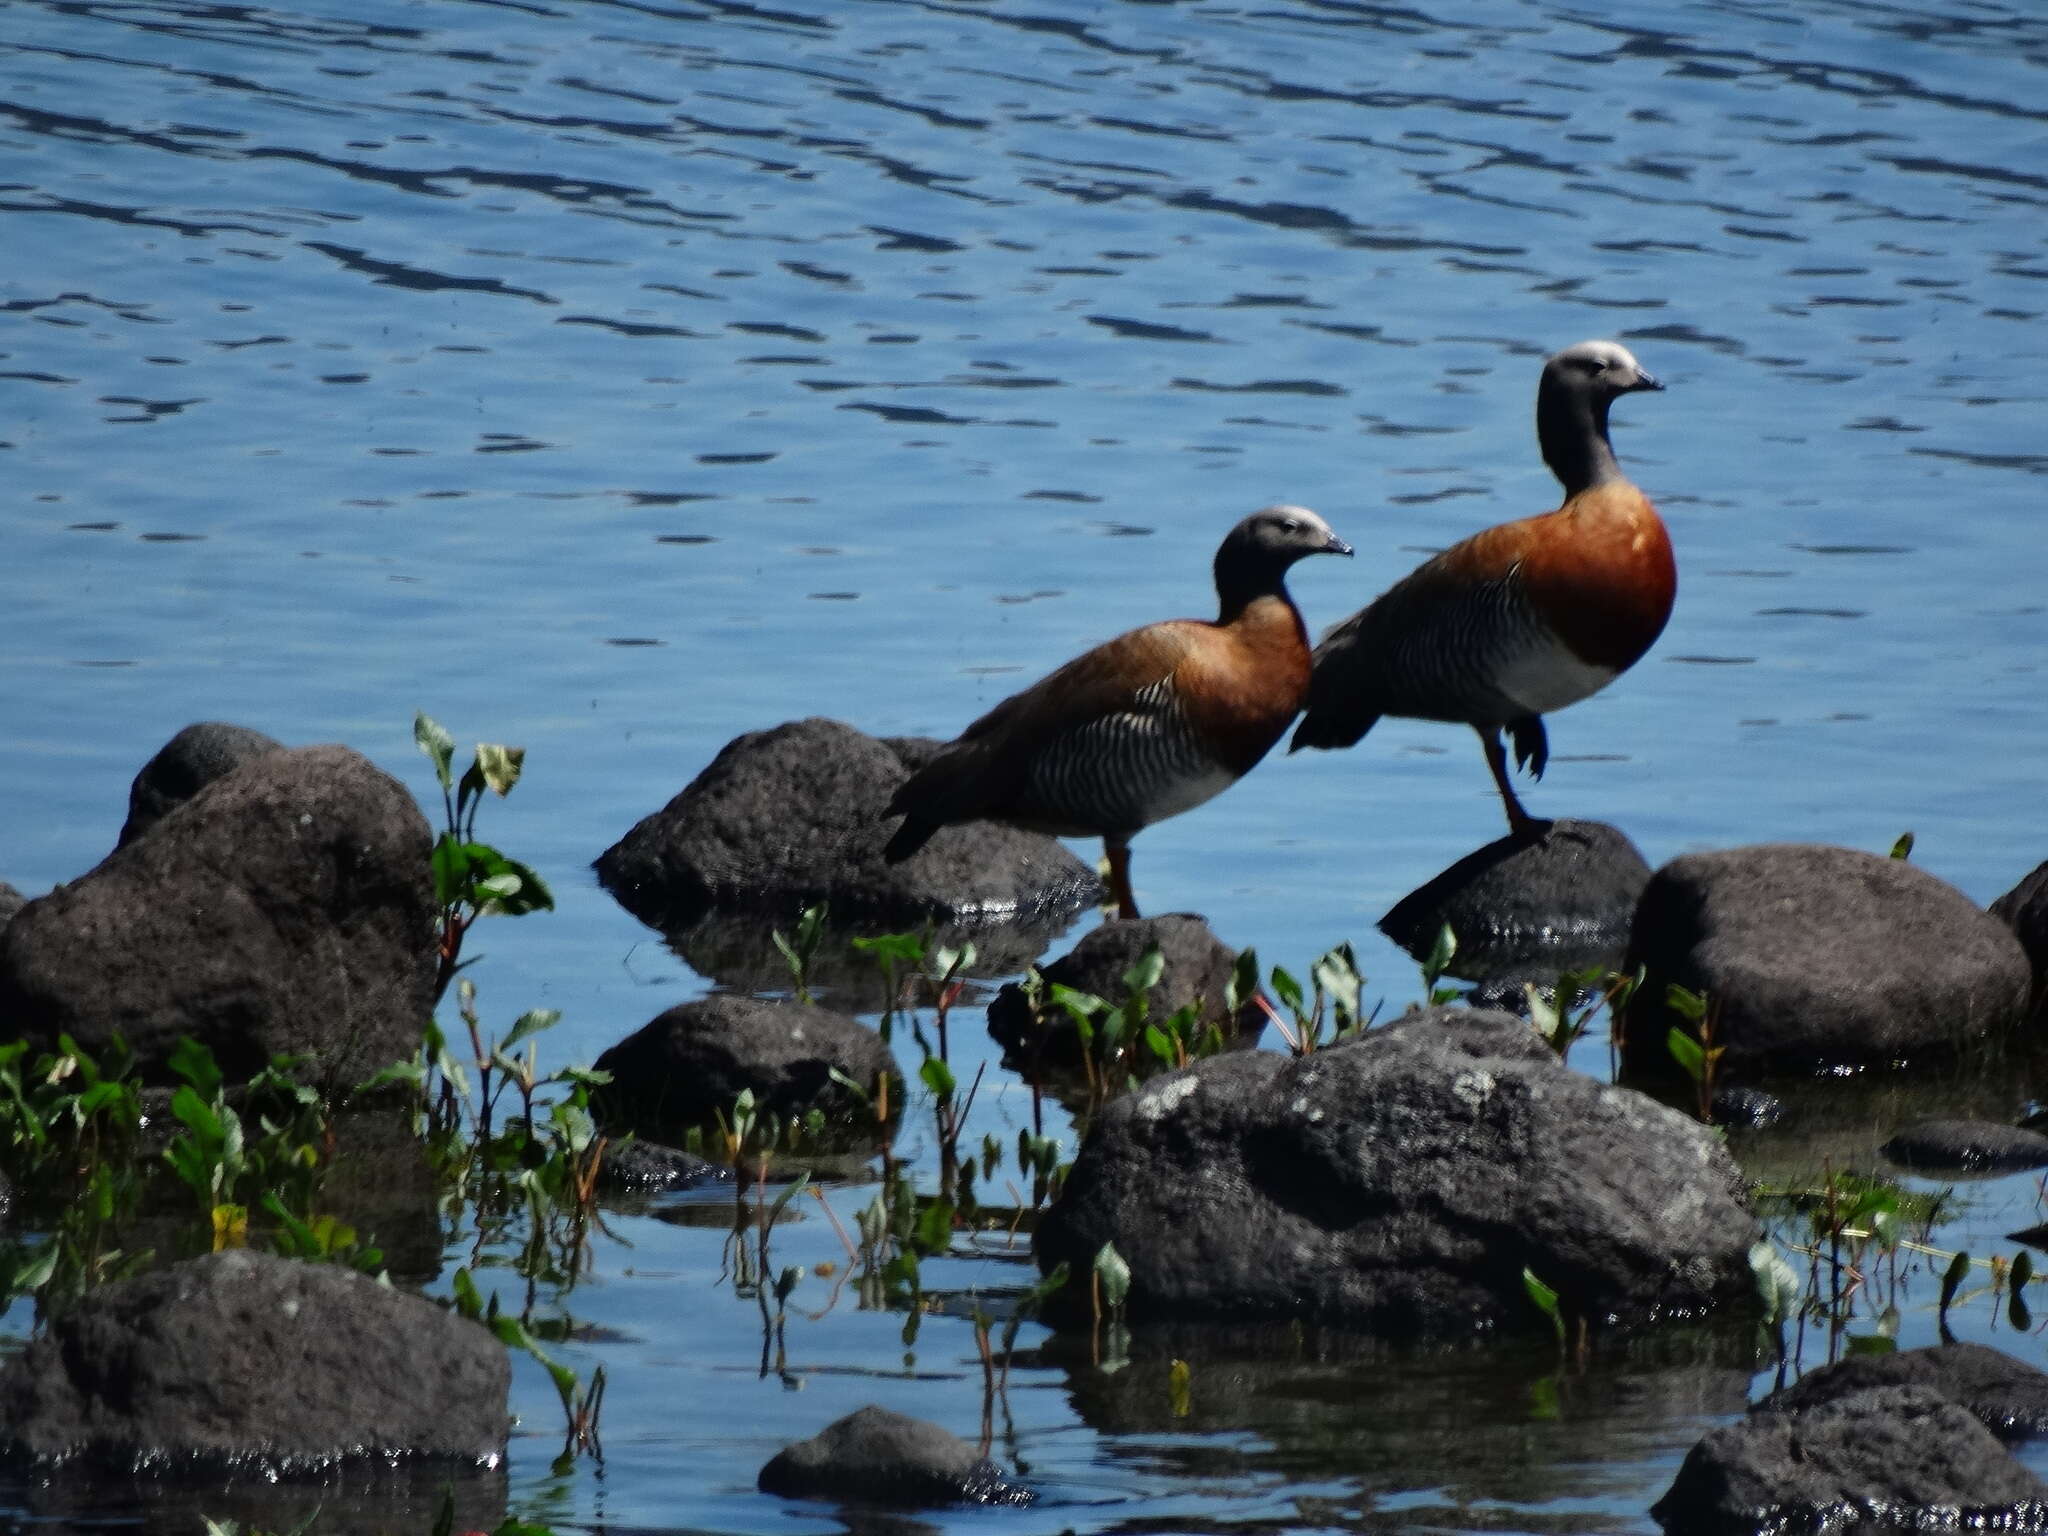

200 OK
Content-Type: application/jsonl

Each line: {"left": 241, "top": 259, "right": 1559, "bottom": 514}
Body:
{"left": 1494, "top": 635, "right": 1617, "bottom": 715}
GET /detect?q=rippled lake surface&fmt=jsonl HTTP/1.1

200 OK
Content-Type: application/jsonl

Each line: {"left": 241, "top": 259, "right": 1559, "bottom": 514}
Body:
{"left": 4, "top": 0, "right": 2047, "bottom": 1530}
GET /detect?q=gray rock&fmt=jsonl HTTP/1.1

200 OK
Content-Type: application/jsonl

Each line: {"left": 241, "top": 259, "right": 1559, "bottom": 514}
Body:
{"left": 0, "top": 881, "right": 23, "bottom": 933}
{"left": 0, "top": 744, "right": 438, "bottom": 1089}
{"left": 591, "top": 994, "right": 897, "bottom": 1142}
{"left": 1992, "top": 859, "right": 2048, "bottom": 1020}
{"left": 1624, "top": 843, "right": 2032, "bottom": 1078}
{"left": 758, "top": 1404, "right": 1032, "bottom": 1507}
{"left": 119, "top": 721, "right": 284, "bottom": 848}
{"left": 1652, "top": 1384, "right": 2048, "bottom": 1535}
{"left": 1381, "top": 818, "right": 1650, "bottom": 982}
{"left": 593, "top": 716, "right": 1100, "bottom": 928}
{"left": 985, "top": 913, "right": 1264, "bottom": 1078}
{"left": 1034, "top": 1006, "right": 1759, "bottom": 1336}
{"left": 0, "top": 1249, "right": 509, "bottom": 1473}
{"left": 1881, "top": 1117, "right": 2048, "bottom": 1175}
{"left": 1761, "top": 1342, "right": 2048, "bottom": 1441}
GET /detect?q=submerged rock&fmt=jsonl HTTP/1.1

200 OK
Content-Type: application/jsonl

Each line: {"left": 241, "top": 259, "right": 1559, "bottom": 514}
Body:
{"left": 985, "top": 913, "right": 1264, "bottom": 1078}
{"left": 0, "top": 1249, "right": 508, "bottom": 1473}
{"left": 1652, "top": 1384, "right": 2048, "bottom": 1535}
{"left": 758, "top": 1404, "right": 1032, "bottom": 1507}
{"left": 1881, "top": 1117, "right": 2048, "bottom": 1175}
{"left": 593, "top": 717, "right": 1100, "bottom": 929}
{"left": 1381, "top": 818, "right": 1650, "bottom": 982}
{"left": 1624, "top": 843, "right": 2032, "bottom": 1080}
{"left": 591, "top": 994, "right": 897, "bottom": 1143}
{"left": 0, "top": 744, "right": 438, "bottom": 1089}
{"left": 1034, "top": 1006, "right": 1759, "bottom": 1337}
{"left": 119, "top": 721, "right": 284, "bottom": 848}
{"left": 598, "top": 1137, "right": 730, "bottom": 1191}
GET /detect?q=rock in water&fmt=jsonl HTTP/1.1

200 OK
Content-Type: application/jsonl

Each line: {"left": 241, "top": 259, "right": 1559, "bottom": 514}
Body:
{"left": 1034, "top": 1006, "right": 1758, "bottom": 1337}
{"left": 758, "top": 1404, "right": 1032, "bottom": 1507}
{"left": 593, "top": 717, "right": 1100, "bottom": 927}
{"left": 0, "top": 744, "right": 437, "bottom": 1089}
{"left": 1625, "top": 843, "right": 2032, "bottom": 1079}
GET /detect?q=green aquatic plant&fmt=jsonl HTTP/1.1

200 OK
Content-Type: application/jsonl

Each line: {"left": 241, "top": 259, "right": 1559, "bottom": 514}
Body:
{"left": 415, "top": 712, "right": 555, "bottom": 1003}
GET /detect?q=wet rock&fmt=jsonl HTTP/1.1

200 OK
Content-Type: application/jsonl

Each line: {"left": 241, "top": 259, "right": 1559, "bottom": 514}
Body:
{"left": 1034, "top": 1006, "right": 1759, "bottom": 1337}
{"left": 1991, "top": 859, "right": 2048, "bottom": 1018}
{"left": 599, "top": 1136, "right": 729, "bottom": 1191}
{"left": 119, "top": 721, "right": 284, "bottom": 848}
{"left": 0, "top": 1249, "right": 509, "bottom": 1473}
{"left": 757, "top": 1404, "right": 1032, "bottom": 1507}
{"left": 1623, "top": 843, "right": 2032, "bottom": 1080}
{"left": 591, "top": 995, "right": 897, "bottom": 1142}
{"left": 1380, "top": 819, "right": 1649, "bottom": 982}
{"left": 593, "top": 717, "right": 1100, "bottom": 929}
{"left": 1709, "top": 1086, "right": 1784, "bottom": 1130}
{"left": 1761, "top": 1342, "right": 2048, "bottom": 1441}
{"left": 1881, "top": 1117, "right": 2048, "bottom": 1175}
{"left": 1652, "top": 1384, "right": 2048, "bottom": 1535}
{"left": 0, "top": 744, "right": 438, "bottom": 1089}
{"left": 985, "top": 913, "right": 1264, "bottom": 1077}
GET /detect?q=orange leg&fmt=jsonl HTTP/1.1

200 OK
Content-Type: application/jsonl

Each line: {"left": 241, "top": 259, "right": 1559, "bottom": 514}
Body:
{"left": 1476, "top": 725, "right": 1543, "bottom": 838}
{"left": 1104, "top": 835, "right": 1141, "bottom": 920}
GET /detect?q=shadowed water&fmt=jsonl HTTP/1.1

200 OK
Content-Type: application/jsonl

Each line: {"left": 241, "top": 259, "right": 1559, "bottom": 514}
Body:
{"left": 3, "top": 0, "right": 2047, "bottom": 1529}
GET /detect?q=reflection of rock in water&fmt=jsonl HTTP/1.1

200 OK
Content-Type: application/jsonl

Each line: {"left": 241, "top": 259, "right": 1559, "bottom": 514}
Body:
{"left": 665, "top": 903, "right": 1084, "bottom": 1000}
{"left": 1380, "top": 818, "right": 1648, "bottom": 984}
{"left": 1025, "top": 1317, "right": 1755, "bottom": 1506}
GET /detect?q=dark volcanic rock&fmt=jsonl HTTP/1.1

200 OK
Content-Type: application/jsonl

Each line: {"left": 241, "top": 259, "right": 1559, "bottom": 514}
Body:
{"left": 0, "top": 881, "right": 23, "bottom": 933}
{"left": 0, "top": 1249, "right": 508, "bottom": 1473}
{"left": 1881, "top": 1117, "right": 2048, "bottom": 1175}
{"left": 1035, "top": 1006, "right": 1759, "bottom": 1336}
{"left": 1761, "top": 1342, "right": 2048, "bottom": 1441}
{"left": 758, "top": 1404, "right": 1032, "bottom": 1507}
{"left": 1623, "top": 843, "right": 2032, "bottom": 1079}
{"left": 986, "top": 913, "right": 1263, "bottom": 1077}
{"left": 1992, "top": 859, "right": 2048, "bottom": 1019}
{"left": 1381, "top": 818, "right": 1650, "bottom": 982}
{"left": 0, "top": 744, "right": 438, "bottom": 1089}
{"left": 1652, "top": 1384, "right": 2048, "bottom": 1535}
{"left": 591, "top": 995, "right": 897, "bottom": 1141}
{"left": 593, "top": 717, "right": 1100, "bottom": 928}
{"left": 598, "top": 1137, "right": 729, "bottom": 1191}
{"left": 119, "top": 721, "right": 284, "bottom": 848}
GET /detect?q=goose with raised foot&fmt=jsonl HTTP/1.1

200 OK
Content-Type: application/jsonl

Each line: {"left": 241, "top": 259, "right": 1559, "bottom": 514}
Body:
{"left": 884, "top": 506, "right": 1353, "bottom": 918}
{"left": 1290, "top": 339, "right": 1673, "bottom": 834}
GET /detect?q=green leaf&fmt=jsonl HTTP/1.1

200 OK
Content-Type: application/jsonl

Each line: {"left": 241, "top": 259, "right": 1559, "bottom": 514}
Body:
{"left": 1889, "top": 830, "right": 1914, "bottom": 861}
{"left": 852, "top": 931, "right": 927, "bottom": 966}
{"left": 1940, "top": 1249, "right": 1971, "bottom": 1312}
{"left": 1749, "top": 1240, "right": 1801, "bottom": 1327}
{"left": 451, "top": 1267, "right": 484, "bottom": 1321}
{"left": 166, "top": 1037, "right": 223, "bottom": 1102}
{"left": 1143, "top": 1023, "right": 1174, "bottom": 1065}
{"left": 475, "top": 743, "right": 525, "bottom": 797}
{"left": 1226, "top": 947, "right": 1259, "bottom": 1016}
{"left": 919, "top": 1056, "right": 956, "bottom": 1099}
{"left": 1523, "top": 1267, "right": 1564, "bottom": 1343}
{"left": 1268, "top": 965, "right": 1305, "bottom": 1020}
{"left": 1665, "top": 1027, "right": 1706, "bottom": 1083}
{"left": 1424, "top": 922, "right": 1458, "bottom": 978}
{"left": 1664, "top": 984, "right": 1708, "bottom": 1024}
{"left": 1093, "top": 1242, "right": 1131, "bottom": 1310}
{"left": 414, "top": 712, "right": 457, "bottom": 790}
{"left": 1122, "top": 947, "right": 1165, "bottom": 999}
{"left": 498, "top": 1009, "right": 562, "bottom": 1055}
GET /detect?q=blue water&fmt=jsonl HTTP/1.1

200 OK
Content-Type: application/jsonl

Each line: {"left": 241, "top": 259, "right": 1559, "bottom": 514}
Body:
{"left": 4, "top": 0, "right": 2048, "bottom": 1528}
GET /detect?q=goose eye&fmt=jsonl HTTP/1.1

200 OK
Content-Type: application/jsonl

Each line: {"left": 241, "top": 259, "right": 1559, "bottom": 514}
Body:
{"left": 1281, "top": 517, "right": 1301, "bottom": 534}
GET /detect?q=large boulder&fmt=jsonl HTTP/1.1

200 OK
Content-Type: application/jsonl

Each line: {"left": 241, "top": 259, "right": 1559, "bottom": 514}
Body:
{"left": 0, "top": 881, "right": 22, "bottom": 934}
{"left": 0, "top": 1249, "right": 508, "bottom": 1472}
{"left": 593, "top": 717, "right": 1100, "bottom": 928}
{"left": 591, "top": 994, "right": 897, "bottom": 1143}
{"left": 1652, "top": 1384, "right": 2048, "bottom": 1534}
{"left": 758, "top": 1404, "right": 1032, "bottom": 1507}
{"left": 0, "top": 744, "right": 438, "bottom": 1089}
{"left": 119, "top": 721, "right": 284, "bottom": 848}
{"left": 1381, "top": 819, "right": 1650, "bottom": 982}
{"left": 985, "top": 913, "right": 1264, "bottom": 1078}
{"left": 1623, "top": 844, "right": 2032, "bottom": 1080}
{"left": 1034, "top": 1006, "right": 1759, "bottom": 1336}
